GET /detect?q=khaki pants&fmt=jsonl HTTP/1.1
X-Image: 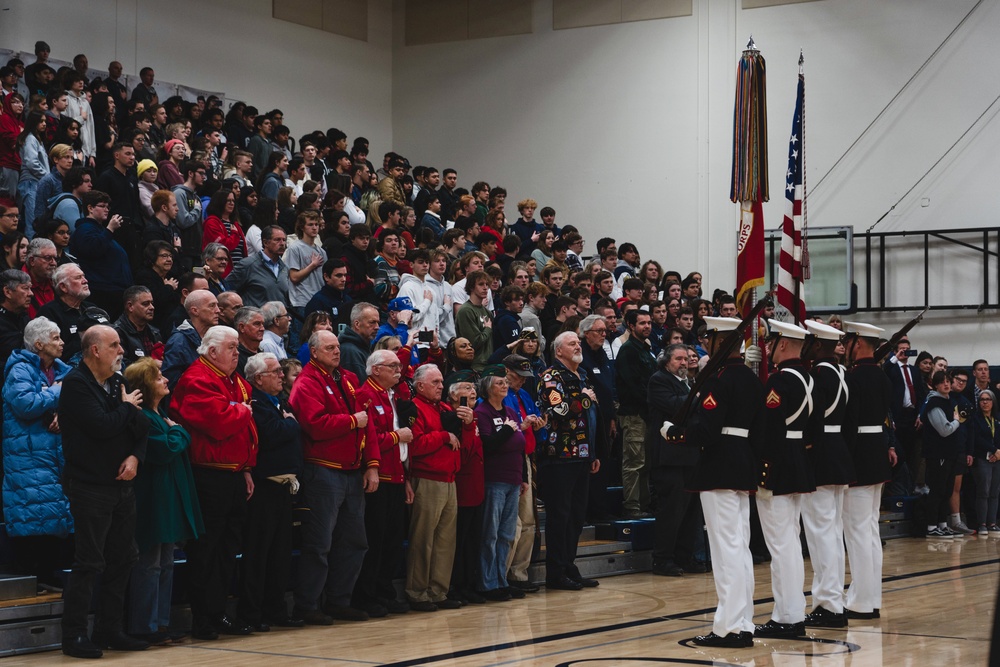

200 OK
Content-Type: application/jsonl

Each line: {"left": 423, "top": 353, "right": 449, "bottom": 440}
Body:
{"left": 405, "top": 477, "right": 457, "bottom": 603}
{"left": 506, "top": 455, "right": 536, "bottom": 582}
{"left": 620, "top": 414, "right": 649, "bottom": 513}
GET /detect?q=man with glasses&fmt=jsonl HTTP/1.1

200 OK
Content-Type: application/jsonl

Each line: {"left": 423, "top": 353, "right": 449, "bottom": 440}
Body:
{"left": 25, "top": 237, "right": 58, "bottom": 318}
{"left": 228, "top": 225, "right": 290, "bottom": 308}
{"left": 579, "top": 315, "right": 618, "bottom": 522}
{"left": 0, "top": 207, "right": 19, "bottom": 235}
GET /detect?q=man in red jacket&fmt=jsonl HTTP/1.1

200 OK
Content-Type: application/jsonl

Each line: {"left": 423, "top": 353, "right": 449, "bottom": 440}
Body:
{"left": 288, "top": 330, "right": 379, "bottom": 625}
{"left": 351, "top": 349, "right": 414, "bottom": 617}
{"left": 405, "top": 364, "right": 469, "bottom": 611}
{"left": 171, "top": 325, "right": 258, "bottom": 640}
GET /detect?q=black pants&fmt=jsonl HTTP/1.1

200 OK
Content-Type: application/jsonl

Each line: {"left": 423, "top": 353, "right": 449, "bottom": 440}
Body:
{"left": 451, "top": 503, "right": 483, "bottom": 593}
{"left": 61, "top": 480, "right": 138, "bottom": 639}
{"left": 537, "top": 461, "right": 590, "bottom": 581}
{"left": 237, "top": 478, "right": 293, "bottom": 624}
{"left": 924, "top": 455, "right": 957, "bottom": 526}
{"left": 651, "top": 466, "right": 699, "bottom": 567}
{"left": 187, "top": 468, "right": 247, "bottom": 630}
{"left": 353, "top": 482, "right": 406, "bottom": 606}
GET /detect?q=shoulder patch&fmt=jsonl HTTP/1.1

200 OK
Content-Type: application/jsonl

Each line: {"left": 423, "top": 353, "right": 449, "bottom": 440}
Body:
{"left": 701, "top": 393, "right": 717, "bottom": 410}
{"left": 766, "top": 389, "right": 782, "bottom": 408}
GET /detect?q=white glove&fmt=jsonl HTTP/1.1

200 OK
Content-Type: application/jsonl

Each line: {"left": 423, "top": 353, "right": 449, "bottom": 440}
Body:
{"left": 660, "top": 420, "right": 675, "bottom": 439}
{"left": 744, "top": 344, "right": 763, "bottom": 364}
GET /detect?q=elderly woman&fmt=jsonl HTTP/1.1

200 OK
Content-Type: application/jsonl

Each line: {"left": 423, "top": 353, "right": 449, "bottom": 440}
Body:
{"left": 972, "top": 390, "right": 1000, "bottom": 537}
{"left": 2, "top": 317, "right": 73, "bottom": 587}
{"left": 474, "top": 367, "right": 528, "bottom": 602}
{"left": 123, "top": 357, "right": 203, "bottom": 644}
{"left": 296, "top": 311, "right": 333, "bottom": 364}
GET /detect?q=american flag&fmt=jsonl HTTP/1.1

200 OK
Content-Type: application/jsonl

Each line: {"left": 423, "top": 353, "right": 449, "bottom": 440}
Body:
{"left": 777, "top": 58, "right": 808, "bottom": 324}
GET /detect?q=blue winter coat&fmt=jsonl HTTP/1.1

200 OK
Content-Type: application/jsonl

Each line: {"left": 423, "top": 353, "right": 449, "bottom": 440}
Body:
{"left": 2, "top": 349, "right": 74, "bottom": 538}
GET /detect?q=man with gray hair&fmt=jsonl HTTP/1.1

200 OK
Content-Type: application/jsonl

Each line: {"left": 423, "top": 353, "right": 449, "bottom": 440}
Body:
{"left": 162, "top": 289, "right": 220, "bottom": 388}
{"left": 25, "top": 237, "right": 58, "bottom": 318}
{"left": 0, "top": 269, "right": 31, "bottom": 369}
{"left": 234, "top": 306, "right": 264, "bottom": 375}
{"left": 339, "top": 302, "right": 379, "bottom": 381}
{"left": 38, "top": 262, "right": 110, "bottom": 364}
{"left": 260, "top": 300, "right": 290, "bottom": 360}
{"left": 237, "top": 352, "right": 304, "bottom": 630}
{"left": 170, "top": 325, "right": 258, "bottom": 640}
{"left": 537, "top": 331, "right": 604, "bottom": 591}
{"left": 647, "top": 343, "right": 700, "bottom": 577}
{"left": 59, "top": 325, "right": 150, "bottom": 658}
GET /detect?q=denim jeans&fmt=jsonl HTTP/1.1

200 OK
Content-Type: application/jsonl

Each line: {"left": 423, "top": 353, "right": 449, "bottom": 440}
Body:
{"left": 17, "top": 178, "right": 38, "bottom": 239}
{"left": 973, "top": 458, "right": 1000, "bottom": 525}
{"left": 128, "top": 542, "right": 175, "bottom": 634}
{"left": 478, "top": 482, "right": 520, "bottom": 591}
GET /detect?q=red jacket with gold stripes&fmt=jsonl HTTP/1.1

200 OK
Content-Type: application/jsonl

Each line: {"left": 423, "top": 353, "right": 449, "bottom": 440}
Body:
{"left": 288, "top": 360, "right": 379, "bottom": 472}
{"left": 355, "top": 376, "right": 409, "bottom": 484}
{"left": 170, "top": 357, "right": 258, "bottom": 472}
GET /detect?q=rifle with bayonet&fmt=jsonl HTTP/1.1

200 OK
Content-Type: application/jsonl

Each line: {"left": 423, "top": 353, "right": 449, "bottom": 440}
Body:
{"left": 873, "top": 309, "right": 927, "bottom": 364}
{"left": 673, "top": 294, "right": 773, "bottom": 425}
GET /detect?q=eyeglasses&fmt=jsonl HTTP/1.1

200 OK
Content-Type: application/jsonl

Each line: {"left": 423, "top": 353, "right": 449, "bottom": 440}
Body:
{"left": 36, "top": 254, "right": 58, "bottom": 263}
{"left": 376, "top": 362, "right": 401, "bottom": 370}
{"left": 275, "top": 314, "right": 291, "bottom": 320}
{"left": 1, "top": 213, "right": 18, "bottom": 219}
{"left": 157, "top": 253, "right": 173, "bottom": 259}
{"left": 589, "top": 329, "right": 607, "bottom": 336}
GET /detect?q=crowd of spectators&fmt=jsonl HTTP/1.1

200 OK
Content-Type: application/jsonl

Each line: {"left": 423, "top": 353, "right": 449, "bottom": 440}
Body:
{"left": 0, "top": 41, "right": 998, "bottom": 659}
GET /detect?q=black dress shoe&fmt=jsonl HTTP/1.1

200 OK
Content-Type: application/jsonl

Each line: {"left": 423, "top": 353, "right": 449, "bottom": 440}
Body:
{"left": 408, "top": 600, "right": 438, "bottom": 612}
{"left": 191, "top": 625, "right": 219, "bottom": 641}
{"left": 754, "top": 619, "right": 805, "bottom": 638}
{"left": 324, "top": 605, "right": 369, "bottom": 621}
{"left": 505, "top": 586, "right": 527, "bottom": 599}
{"left": 266, "top": 616, "right": 306, "bottom": 628}
{"left": 130, "top": 631, "right": 172, "bottom": 646}
{"left": 293, "top": 607, "right": 335, "bottom": 625}
{"left": 437, "top": 598, "right": 464, "bottom": 609}
{"left": 546, "top": 576, "right": 584, "bottom": 591}
{"left": 249, "top": 622, "right": 270, "bottom": 633}
{"left": 62, "top": 635, "right": 103, "bottom": 659}
{"left": 361, "top": 602, "right": 388, "bottom": 618}
{"left": 383, "top": 599, "right": 410, "bottom": 614}
{"left": 574, "top": 576, "right": 600, "bottom": 588}
{"left": 509, "top": 580, "right": 540, "bottom": 593}
{"left": 216, "top": 615, "right": 254, "bottom": 635}
{"left": 845, "top": 608, "right": 880, "bottom": 620}
{"left": 805, "top": 607, "right": 848, "bottom": 628}
{"left": 481, "top": 588, "right": 512, "bottom": 602}
{"left": 683, "top": 561, "right": 708, "bottom": 574}
{"left": 692, "top": 631, "right": 754, "bottom": 648}
{"left": 652, "top": 562, "right": 684, "bottom": 577}
{"left": 462, "top": 589, "right": 486, "bottom": 604}
{"left": 92, "top": 630, "right": 150, "bottom": 651}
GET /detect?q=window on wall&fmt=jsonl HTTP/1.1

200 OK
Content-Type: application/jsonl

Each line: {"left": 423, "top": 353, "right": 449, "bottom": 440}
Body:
{"left": 552, "top": 0, "right": 691, "bottom": 31}
{"left": 273, "top": 0, "right": 369, "bottom": 42}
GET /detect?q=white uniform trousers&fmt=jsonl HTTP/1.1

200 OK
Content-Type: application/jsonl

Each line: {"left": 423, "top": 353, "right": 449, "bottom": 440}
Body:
{"left": 756, "top": 490, "right": 806, "bottom": 624}
{"left": 700, "top": 489, "right": 755, "bottom": 636}
{"left": 843, "top": 483, "right": 884, "bottom": 613}
{"left": 800, "top": 484, "right": 847, "bottom": 614}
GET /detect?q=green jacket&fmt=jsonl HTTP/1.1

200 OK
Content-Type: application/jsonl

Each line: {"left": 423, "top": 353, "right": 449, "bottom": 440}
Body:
{"left": 133, "top": 408, "right": 205, "bottom": 551}
{"left": 455, "top": 301, "right": 494, "bottom": 372}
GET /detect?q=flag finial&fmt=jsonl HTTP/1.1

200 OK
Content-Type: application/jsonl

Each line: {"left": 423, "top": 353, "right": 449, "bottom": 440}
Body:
{"left": 746, "top": 35, "right": 758, "bottom": 51}
{"left": 798, "top": 49, "right": 804, "bottom": 66}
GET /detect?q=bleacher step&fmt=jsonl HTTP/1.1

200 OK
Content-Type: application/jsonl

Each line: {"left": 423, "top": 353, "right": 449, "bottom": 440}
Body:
{"left": 0, "top": 576, "right": 36, "bottom": 602}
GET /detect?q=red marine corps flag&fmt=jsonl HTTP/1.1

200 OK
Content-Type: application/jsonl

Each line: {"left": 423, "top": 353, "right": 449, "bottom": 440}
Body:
{"left": 777, "top": 53, "right": 809, "bottom": 324}
{"left": 731, "top": 37, "right": 768, "bottom": 316}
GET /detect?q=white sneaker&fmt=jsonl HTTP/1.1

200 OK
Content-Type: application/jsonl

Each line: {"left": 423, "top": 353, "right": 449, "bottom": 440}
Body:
{"left": 948, "top": 520, "right": 975, "bottom": 536}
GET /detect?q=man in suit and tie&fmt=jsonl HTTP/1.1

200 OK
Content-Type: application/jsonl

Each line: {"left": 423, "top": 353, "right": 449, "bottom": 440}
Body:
{"left": 884, "top": 337, "right": 926, "bottom": 494}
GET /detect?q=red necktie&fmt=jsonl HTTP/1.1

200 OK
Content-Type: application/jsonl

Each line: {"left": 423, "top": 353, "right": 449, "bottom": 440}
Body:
{"left": 902, "top": 364, "right": 916, "bottom": 406}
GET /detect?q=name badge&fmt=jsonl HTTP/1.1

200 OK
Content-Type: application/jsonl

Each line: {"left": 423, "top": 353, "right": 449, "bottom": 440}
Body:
{"left": 332, "top": 308, "right": 338, "bottom": 316}
{"left": 135, "top": 350, "right": 144, "bottom": 357}
{"left": 375, "top": 405, "right": 385, "bottom": 415}
{"left": 493, "top": 417, "right": 504, "bottom": 427}
{"left": 592, "top": 368, "right": 600, "bottom": 374}
{"left": 69, "top": 325, "right": 78, "bottom": 334}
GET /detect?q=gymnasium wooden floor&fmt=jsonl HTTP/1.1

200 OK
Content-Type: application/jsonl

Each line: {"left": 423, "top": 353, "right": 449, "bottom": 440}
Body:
{"left": 21, "top": 535, "right": 998, "bottom": 666}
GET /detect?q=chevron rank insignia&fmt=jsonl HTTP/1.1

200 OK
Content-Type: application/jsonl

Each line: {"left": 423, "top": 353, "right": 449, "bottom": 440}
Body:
{"left": 701, "top": 393, "right": 717, "bottom": 410}
{"left": 766, "top": 389, "right": 781, "bottom": 408}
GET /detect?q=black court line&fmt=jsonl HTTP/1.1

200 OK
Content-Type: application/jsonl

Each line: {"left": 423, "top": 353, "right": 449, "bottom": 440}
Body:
{"left": 378, "top": 556, "right": 1000, "bottom": 667}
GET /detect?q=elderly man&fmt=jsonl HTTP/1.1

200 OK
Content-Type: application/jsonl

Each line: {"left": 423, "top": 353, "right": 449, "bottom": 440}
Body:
{"left": 406, "top": 364, "right": 467, "bottom": 611}
{"left": 237, "top": 353, "right": 304, "bottom": 631}
{"left": 289, "top": 330, "right": 378, "bottom": 625}
{"left": 38, "top": 262, "right": 111, "bottom": 363}
{"left": 227, "top": 225, "right": 290, "bottom": 308}
{"left": 59, "top": 325, "right": 150, "bottom": 658}
{"left": 647, "top": 343, "right": 698, "bottom": 577}
{"left": 217, "top": 291, "right": 244, "bottom": 328}
{"left": 113, "top": 285, "right": 161, "bottom": 367}
{"left": 170, "top": 326, "right": 258, "bottom": 640}
{"left": 537, "top": 331, "right": 604, "bottom": 591}
{"left": 352, "top": 349, "right": 415, "bottom": 617}
{"left": 260, "top": 300, "right": 290, "bottom": 360}
{"left": 0, "top": 269, "right": 31, "bottom": 369}
{"left": 25, "top": 237, "right": 58, "bottom": 318}
{"left": 235, "top": 306, "right": 265, "bottom": 375}
{"left": 162, "top": 290, "right": 219, "bottom": 388}
{"left": 339, "top": 302, "right": 380, "bottom": 381}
